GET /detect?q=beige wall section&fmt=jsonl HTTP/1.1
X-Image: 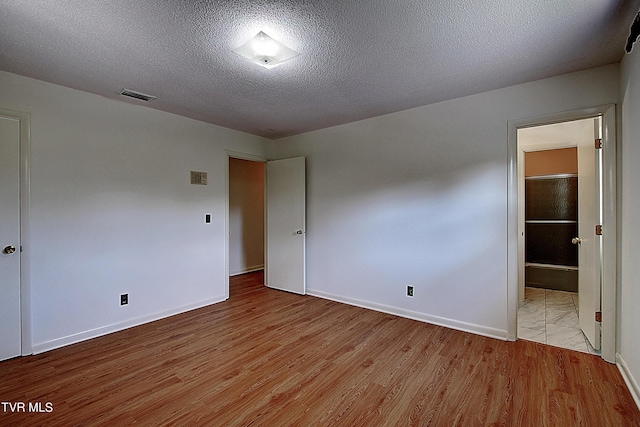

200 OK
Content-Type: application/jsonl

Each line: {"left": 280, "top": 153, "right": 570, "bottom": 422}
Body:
{"left": 525, "top": 148, "right": 577, "bottom": 177}
{"left": 229, "top": 158, "right": 265, "bottom": 276}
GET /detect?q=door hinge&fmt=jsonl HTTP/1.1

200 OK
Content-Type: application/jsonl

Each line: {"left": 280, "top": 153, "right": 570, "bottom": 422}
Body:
{"left": 596, "top": 225, "right": 603, "bottom": 236}
{"left": 595, "top": 311, "right": 602, "bottom": 322}
{"left": 595, "top": 138, "right": 602, "bottom": 149}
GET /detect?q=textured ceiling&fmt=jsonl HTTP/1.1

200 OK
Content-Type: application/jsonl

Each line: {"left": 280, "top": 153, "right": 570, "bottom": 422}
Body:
{"left": 0, "top": 1, "right": 638, "bottom": 139}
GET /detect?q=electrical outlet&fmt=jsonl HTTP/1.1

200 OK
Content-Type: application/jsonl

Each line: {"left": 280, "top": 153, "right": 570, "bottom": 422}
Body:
{"left": 120, "top": 293, "right": 128, "bottom": 305}
{"left": 407, "top": 286, "right": 414, "bottom": 297}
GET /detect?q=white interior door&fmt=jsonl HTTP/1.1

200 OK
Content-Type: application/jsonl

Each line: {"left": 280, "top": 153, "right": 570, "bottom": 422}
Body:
{"left": 576, "top": 122, "right": 601, "bottom": 350}
{"left": 0, "top": 115, "right": 22, "bottom": 361}
{"left": 266, "top": 157, "right": 306, "bottom": 295}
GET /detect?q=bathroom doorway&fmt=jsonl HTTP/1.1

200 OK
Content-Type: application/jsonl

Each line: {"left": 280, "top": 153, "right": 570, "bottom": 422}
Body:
{"left": 516, "top": 117, "right": 601, "bottom": 354}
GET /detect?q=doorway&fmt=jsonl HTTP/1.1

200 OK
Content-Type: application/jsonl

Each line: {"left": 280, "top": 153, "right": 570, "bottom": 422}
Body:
{"left": 517, "top": 119, "right": 596, "bottom": 353}
{"left": 227, "top": 156, "right": 265, "bottom": 297}
{"left": 507, "top": 105, "right": 617, "bottom": 363}
{"left": 225, "top": 153, "right": 307, "bottom": 298}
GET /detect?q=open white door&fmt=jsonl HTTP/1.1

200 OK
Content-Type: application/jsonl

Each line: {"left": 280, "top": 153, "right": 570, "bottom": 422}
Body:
{"left": 266, "top": 157, "right": 306, "bottom": 295}
{"left": 0, "top": 115, "right": 22, "bottom": 361}
{"left": 576, "top": 120, "right": 601, "bottom": 350}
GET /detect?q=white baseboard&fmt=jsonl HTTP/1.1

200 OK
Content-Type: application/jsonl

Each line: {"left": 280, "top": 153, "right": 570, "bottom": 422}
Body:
{"left": 307, "top": 289, "right": 508, "bottom": 341}
{"left": 617, "top": 353, "right": 640, "bottom": 410}
{"left": 230, "top": 265, "right": 264, "bottom": 276}
{"left": 32, "top": 295, "right": 227, "bottom": 354}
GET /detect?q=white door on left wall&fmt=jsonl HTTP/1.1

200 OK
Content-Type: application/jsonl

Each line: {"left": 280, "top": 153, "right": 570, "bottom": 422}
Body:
{"left": 0, "top": 114, "right": 21, "bottom": 361}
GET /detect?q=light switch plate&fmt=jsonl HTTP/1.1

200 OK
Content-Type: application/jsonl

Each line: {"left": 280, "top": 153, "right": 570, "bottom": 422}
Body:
{"left": 191, "top": 171, "right": 207, "bottom": 185}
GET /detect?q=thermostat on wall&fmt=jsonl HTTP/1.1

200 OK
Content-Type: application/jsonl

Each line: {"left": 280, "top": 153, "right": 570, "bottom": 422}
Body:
{"left": 191, "top": 171, "right": 207, "bottom": 185}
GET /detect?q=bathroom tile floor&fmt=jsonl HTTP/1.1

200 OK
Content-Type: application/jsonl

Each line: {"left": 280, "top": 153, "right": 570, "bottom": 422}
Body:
{"left": 517, "top": 287, "right": 600, "bottom": 355}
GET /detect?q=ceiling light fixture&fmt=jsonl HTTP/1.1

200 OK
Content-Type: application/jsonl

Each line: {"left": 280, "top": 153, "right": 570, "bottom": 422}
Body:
{"left": 233, "top": 31, "right": 299, "bottom": 69}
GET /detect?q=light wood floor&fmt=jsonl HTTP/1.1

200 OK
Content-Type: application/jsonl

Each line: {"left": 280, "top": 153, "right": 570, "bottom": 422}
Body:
{"left": 1, "top": 271, "right": 638, "bottom": 426}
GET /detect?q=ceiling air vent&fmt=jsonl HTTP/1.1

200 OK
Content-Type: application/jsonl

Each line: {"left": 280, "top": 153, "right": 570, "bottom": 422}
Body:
{"left": 120, "top": 89, "right": 156, "bottom": 102}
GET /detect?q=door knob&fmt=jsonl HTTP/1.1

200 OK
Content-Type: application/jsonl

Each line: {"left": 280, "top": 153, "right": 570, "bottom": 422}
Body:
{"left": 296, "top": 230, "right": 303, "bottom": 235}
{"left": 2, "top": 245, "right": 16, "bottom": 254}
{"left": 571, "top": 237, "right": 582, "bottom": 245}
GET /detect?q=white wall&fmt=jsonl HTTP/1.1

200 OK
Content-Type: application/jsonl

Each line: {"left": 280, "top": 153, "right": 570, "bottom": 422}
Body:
{"left": 0, "top": 61, "right": 630, "bottom": 366}
{"left": 268, "top": 65, "right": 620, "bottom": 339}
{"left": 0, "top": 71, "right": 268, "bottom": 353}
{"left": 229, "top": 158, "right": 264, "bottom": 275}
{"left": 619, "top": 46, "right": 640, "bottom": 406}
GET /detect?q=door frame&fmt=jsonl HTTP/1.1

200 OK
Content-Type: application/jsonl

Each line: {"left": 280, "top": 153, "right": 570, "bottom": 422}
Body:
{"left": 0, "top": 108, "right": 32, "bottom": 356}
{"left": 507, "top": 104, "right": 617, "bottom": 363}
{"left": 225, "top": 150, "right": 268, "bottom": 299}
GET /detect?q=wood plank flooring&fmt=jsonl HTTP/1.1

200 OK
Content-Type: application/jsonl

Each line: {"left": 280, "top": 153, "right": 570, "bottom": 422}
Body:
{"left": 1, "top": 271, "right": 638, "bottom": 426}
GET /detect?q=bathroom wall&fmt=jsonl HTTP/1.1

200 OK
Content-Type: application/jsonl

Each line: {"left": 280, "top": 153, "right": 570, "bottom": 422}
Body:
{"left": 525, "top": 148, "right": 578, "bottom": 292}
